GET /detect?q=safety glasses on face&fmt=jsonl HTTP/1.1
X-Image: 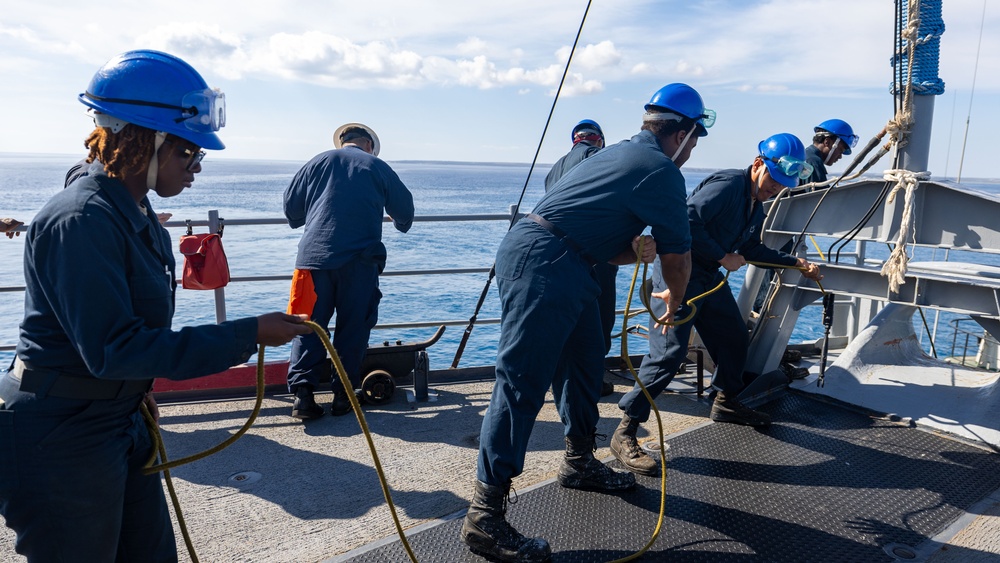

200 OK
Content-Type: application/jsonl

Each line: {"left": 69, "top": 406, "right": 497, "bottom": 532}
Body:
{"left": 164, "top": 138, "right": 206, "bottom": 171}
{"left": 763, "top": 155, "right": 814, "bottom": 180}
{"left": 83, "top": 87, "right": 226, "bottom": 133}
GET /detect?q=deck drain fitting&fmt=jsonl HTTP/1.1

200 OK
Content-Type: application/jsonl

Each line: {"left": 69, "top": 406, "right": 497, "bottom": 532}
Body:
{"left": 228, "top": 471, "right": 263, "bottom": 487}
{"left": 883, "top": 543, "right": 918, "bottom": 560}
{"left": 641, "top": 441, "right": 670, "bottom": 454}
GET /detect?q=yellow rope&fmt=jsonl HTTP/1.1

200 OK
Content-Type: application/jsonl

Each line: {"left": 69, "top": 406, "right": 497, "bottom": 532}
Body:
{"left": 608, "top": 238, "right": 669, "bottom": 562}
{"left": 138, "top": 255, "right": 826, "bottom": 563}
{"left": 141, "top": 321, "right": 418, "bottom": 563}
{"left": 610, "top": 249, "right": 827, "bottom": 562}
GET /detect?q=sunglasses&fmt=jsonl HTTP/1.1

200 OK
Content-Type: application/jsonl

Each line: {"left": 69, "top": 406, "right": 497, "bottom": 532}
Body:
{"left": 164, "top": 138, "right": 206, "bottom": 171}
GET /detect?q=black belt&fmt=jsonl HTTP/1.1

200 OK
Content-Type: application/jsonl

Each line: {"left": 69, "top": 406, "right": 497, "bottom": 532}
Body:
{"left": 525, "top": 213, "right": 597, "bottom": 266}
{"left": 12, "top": 359, "right": 152, "bottom": 400}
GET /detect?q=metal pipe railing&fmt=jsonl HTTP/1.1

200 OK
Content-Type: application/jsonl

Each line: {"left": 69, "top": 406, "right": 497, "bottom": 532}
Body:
{"left": 0, "top": 210, "right": 524, "bottom": 353}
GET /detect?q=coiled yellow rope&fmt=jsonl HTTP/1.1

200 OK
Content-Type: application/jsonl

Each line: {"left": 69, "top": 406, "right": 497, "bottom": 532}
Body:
{"left": 141, "top": 320, "right": 418, "bottom": 563}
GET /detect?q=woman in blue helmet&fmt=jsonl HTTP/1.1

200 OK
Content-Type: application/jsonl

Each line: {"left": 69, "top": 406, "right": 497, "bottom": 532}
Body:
{"left": 804, "top": 118, "right": 858, "bottom": 184}
{"left": 612, "top": 133, "right": 824, "bottom": 476}
{"left": 0, "top": 50, "right": 310, "bottom": 561}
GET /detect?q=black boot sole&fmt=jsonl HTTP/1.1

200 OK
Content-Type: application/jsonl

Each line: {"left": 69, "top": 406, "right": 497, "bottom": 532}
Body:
{"left": 330, "top": 403, "right": 353, "bottom": 416}
{"left": 557, "top": 473, "right": 636, "bottom": 492}
{"left": 291, "top": 408, "right": 324, "bottom": 420}
{"left": 461, "top": 527, "right": 551, "bottom": 563}
{"left": 710, "top": 412, "right": 771, "bottom": 427}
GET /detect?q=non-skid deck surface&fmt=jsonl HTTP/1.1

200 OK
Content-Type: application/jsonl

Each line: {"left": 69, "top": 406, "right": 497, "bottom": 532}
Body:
{"left": 335, "top": 393, "right": 1000, "bottom": 562}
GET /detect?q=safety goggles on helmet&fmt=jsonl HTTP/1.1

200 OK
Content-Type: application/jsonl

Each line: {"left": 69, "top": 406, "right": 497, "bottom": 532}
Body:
{"left": 762, "top": 154, "right": 814, "bottom": 180}
{"left": 83, "top": 87, "right": 226, "bottom": 134}
{"left": 698, "top": 109, "right": 717, "bottom": 129}
{"left": 821, "top": 131, "right": 859, "bottom": 150}
{"left": 643, "top": 108, "right": 716, "bottom": 129}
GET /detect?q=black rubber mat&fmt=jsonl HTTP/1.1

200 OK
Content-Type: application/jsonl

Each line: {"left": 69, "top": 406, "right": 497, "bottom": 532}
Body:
{"left": 334, "top": 392, "right": 1000, "bottom": 562}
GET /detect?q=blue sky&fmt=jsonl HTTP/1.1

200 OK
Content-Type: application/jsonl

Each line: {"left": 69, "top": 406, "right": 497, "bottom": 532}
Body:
{"left": 1, "top": 0, "right": 997, "bottom": 179}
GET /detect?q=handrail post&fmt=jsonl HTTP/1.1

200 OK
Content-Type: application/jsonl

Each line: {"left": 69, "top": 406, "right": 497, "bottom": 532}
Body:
{"left": 208, "top": 210, "right": 228, "bottom": 323}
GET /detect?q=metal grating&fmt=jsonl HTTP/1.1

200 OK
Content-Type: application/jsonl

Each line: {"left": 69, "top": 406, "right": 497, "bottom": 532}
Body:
{"left": 334, "top": 392, "right": 1000, "bottom": 562}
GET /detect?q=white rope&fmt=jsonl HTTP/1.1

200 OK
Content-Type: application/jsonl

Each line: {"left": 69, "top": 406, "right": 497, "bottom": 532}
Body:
{"left": 880, "top": 168, "right": 929, "bottom": 293}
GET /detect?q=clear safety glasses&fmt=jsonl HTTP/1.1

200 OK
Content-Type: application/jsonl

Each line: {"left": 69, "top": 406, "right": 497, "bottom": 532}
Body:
{"left": 764, "top": 155, "right": 814, "bottom": 180}
{"left": 83, "top": 87, "right": 226, "bottom": 133}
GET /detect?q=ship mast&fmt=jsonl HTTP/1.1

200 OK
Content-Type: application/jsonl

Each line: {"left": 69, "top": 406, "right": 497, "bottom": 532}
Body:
{"left": 892, "top": 0, "right": 946, "bottom": 174}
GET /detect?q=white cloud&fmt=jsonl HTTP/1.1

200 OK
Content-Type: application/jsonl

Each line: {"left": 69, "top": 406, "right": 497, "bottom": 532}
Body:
{"left": 0, "top": 23, "right": 85, "bottom": 57}
{"left": 457, "top": 37, "right": 488, "bottom": 55}
{"left": 557, "top": 40, "right": 623, "bottom": 70}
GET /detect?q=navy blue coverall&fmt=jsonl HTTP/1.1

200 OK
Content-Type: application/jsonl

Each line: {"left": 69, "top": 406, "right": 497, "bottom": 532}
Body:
{"left": 803, "top": 144, "right": 828, "bottom": 185}
{"left": 0, "top": 168, "right": 259, "bottom": 561}
{"left": 544, "top": 141, "right": 618, "bottom": 355}
{"left": 477, "top": 131, "right": 691, "bottom": 486}
{"left": 283, "top": 145, "right": 414, "bottom": 394}
{"left": 619, "top": 167, "right": 799, "bottom": 423}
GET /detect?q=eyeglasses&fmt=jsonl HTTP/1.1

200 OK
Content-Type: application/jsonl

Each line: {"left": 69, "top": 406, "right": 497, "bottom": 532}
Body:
{"left": 164, "top": 138, "right": 205, "bottom": 171}
{"left": 763, "top": 155, "right": 814, "bottom": 180}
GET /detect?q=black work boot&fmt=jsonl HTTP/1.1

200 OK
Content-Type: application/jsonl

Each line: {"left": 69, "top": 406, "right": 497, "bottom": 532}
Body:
{"left": 557, "top": 434, "right": 636, "bottom": 491}
{"left": 330, "top": 390, "right": 353, "bottom": 417}
{"left": 710, "top": 391, "right": 771, "bottom": 427}
{"left": 291, "top": 387, "right": 324, "bottom": 420}
{"left": 600, "top": 379, "right": 614, "bottom": 397}
{"left": 610, "top": 415, "right": 660, "bottom": 476}
{"left": 461, "top": 480, "right": 551, "bottom": 563}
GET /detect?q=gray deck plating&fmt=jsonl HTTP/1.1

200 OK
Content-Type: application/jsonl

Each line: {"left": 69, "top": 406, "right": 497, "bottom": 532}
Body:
{"left": 337, "top": 393, "right": 1000, "bottom": 563}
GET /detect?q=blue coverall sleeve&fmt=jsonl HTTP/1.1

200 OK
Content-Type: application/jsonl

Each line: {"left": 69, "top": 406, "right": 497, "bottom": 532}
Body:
{"left": 630, "top": 168, "right": 691, "bottom": 255}
{"left": 379, "top": 163, "right": 414, "bottom": 233}
{"left": 283, "top": 165, "right": 310, "bottom": 229}
{"left": 740, "top": 229, "right": 799, "bottom": 267}
{"left": 27, "top": 211, "right": 258, "bottom": 381}
{"left": 687, "top": 179, "right": 731, "bottom": 263}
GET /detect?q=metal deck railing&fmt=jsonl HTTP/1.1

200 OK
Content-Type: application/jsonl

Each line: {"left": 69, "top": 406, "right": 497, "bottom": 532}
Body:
{"left": 0, "top": 209, "right": 528, "bottom": 355}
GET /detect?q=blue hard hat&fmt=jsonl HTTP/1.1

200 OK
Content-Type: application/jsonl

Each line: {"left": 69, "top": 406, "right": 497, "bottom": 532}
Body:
{"left": 571, "top": 119, "right": 604, "bottom": 142}
{"left": 79, "top": 50, "right": 226, "bottom": 150}
{"left": 758, "top": 133, "right": 811, "bottom": 188}
{"left": 814, "top": 119, "right": 858, "bottom": 155}
{"left": 644, "top": 83, "right": 715, "bottom": 137}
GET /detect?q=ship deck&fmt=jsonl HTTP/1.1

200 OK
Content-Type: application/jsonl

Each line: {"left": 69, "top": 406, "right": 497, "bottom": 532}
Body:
{"left": 3, "top": 369, "right": 999, "bottom": 563}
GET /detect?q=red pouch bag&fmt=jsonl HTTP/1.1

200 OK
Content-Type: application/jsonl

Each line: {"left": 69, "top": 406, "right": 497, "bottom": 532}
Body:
{"left": 179, "top": 231, "right": 230, "bottom": 290}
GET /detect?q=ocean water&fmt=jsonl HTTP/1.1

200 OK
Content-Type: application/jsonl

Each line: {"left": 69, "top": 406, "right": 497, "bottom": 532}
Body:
{"left": 1, "top": 153, "right": 998, "bottom": 373}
